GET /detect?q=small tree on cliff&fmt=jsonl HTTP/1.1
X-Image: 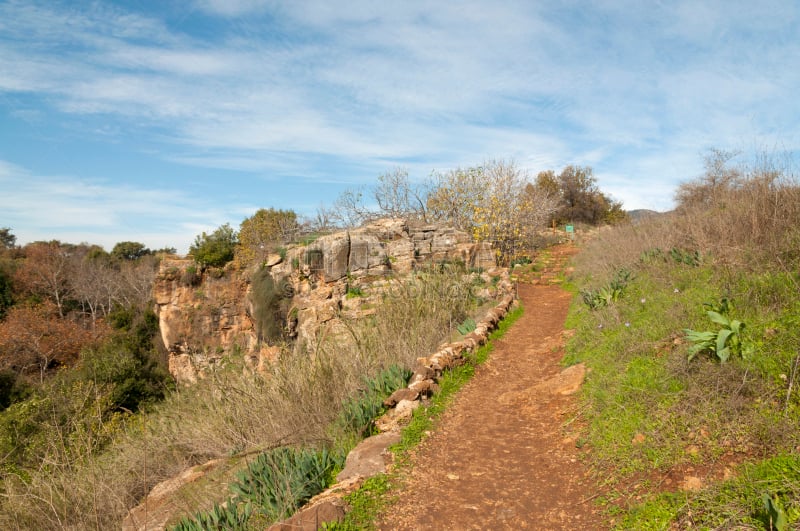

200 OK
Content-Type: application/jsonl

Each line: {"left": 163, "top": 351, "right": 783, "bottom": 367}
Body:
{"left": 238, "top": 208, "right": 299, "bottom": 265}
{"left": 189, "top": 223, "right": 238, "bottom": 268}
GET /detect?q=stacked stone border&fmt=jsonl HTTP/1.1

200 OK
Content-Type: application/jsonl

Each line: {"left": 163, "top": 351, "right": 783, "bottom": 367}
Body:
{"left": 268, "top": 271, "right": 517, "bottom": 530}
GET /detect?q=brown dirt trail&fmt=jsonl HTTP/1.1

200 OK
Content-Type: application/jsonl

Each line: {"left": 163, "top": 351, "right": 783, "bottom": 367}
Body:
{"left": 378, "top": 245, "right": 609, "bottom": 530}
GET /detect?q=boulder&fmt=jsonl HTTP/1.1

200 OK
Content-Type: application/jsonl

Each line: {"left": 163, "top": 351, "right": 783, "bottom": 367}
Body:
{"left": 408, "top": 379, "right": 439, "bottom": 397}
{"left": 264, "top": 253, "right": 283, "bottom": 267}
{"left": 348, "top": 232, "right": 387, "bottom": 274}
{"left": 533, "top": 363, "right": 587, "bottom": 396}
{"left": 306, "top": 232, "right": 350, "bottom": 282}
{"left": 383, "top": 387, "right": 420, "bottom": 407}
{"left": 336, "top": 431, "right": 402, "bottom": 482}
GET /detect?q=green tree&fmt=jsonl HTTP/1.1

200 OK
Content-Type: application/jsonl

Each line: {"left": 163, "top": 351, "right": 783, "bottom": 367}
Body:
{"left": 0, "top": 267, "right": 13, "bottom": 319}
{"left": 111, "top": 241, "right": 151, "bottom": 261}
{"left": 189, "top": 223, "right": 238, "bottom": 268}
{"left": 0, "top": 228, "right": 16, "bottom": 250}
{"left": 238, "top": 208, "right": 298, "bottom": 265}
{"left": 81, "top": 307, "right": 171, "bottom": 412}
{"left": 540, "top": 165, "right": 627, "bottom": 225}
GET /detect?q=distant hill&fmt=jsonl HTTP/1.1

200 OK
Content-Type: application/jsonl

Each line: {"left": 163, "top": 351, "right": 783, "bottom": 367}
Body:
{"left": 626, "top": 209, "right": 665, "bottom": 222}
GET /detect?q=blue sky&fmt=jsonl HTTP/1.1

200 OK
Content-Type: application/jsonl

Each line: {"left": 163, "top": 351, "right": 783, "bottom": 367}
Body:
{"left": 1, "top": 0, "right": 798, "bottom": 254}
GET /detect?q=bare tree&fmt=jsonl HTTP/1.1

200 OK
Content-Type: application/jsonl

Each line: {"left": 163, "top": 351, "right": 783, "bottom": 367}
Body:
{"left": 676, "top": 148, "right": 742, "bottom": 209}
{"left": 15, "top": 241, "right": 74, "bottom": 317}
{"left": 330, "top": 187, "right": 374, "bottom": 228}
{"left": 373, "top": 168, "right": 429, "bottom": 221}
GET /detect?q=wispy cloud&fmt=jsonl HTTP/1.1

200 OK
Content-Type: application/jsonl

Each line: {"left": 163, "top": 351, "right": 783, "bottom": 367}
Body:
{"left": 0, "top": 159, "right": 241, "bottom": 253}
{"left": 0, "top": 0, "right": 798, "bottom": 250}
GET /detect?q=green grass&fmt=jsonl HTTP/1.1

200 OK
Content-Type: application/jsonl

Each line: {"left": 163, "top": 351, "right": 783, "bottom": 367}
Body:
{"left": 564, "top": 255, "right": 800, "bottom": 527}
{"left": 619, "top": 454, "right": 800, "bottom": 529}
{"left": 329, "top": 303, "right": 524, "bottom": 529}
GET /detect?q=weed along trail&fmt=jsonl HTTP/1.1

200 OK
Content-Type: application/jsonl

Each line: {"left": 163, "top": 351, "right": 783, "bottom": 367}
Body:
{"left": 379, "top": 245, "right": 608, "bottom": 530}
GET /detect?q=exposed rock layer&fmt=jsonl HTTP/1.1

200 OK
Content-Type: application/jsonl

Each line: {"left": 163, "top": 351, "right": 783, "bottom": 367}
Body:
{"left": 154, "top": 219, "right": 497, "bottom": 383}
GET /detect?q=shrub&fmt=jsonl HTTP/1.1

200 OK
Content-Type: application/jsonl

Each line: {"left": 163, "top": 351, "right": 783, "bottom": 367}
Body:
{"left": 345, "top": 286, "right": 364, "bottom": 299}
{"left": 684, "top": 299, "right": 751, "bottom": 362}
{"left": 457, "top": 318, "right": 477, "bottom": 335}
{"left": 180, "top": 265, "right": 200, "bottom": 287}
{"left": 189, "top": 223, "right": 238, "bottom": 268}
{"left": 0, "top": 369, "right": 29, "bottom": 411}
{"left": 250, "top": 269, "right": 290, "bottom": 344}
{"left": 171, "top": 499, "right": 252, "bottom": 531}
{"left": 580, "top": 268, "right": 632, "bottom": 309}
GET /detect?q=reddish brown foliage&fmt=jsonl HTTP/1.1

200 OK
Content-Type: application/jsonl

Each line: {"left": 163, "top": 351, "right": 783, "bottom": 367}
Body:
{"left": 0, "top": 302, "right": 106, "bottom": 381}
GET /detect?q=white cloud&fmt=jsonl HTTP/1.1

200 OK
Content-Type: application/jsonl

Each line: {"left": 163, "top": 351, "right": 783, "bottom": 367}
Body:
{"left": 0, "top": 160, "right": 243, "bottom": 254}
{"left": 1, "top": 0, "right": 798, "bottom": 232}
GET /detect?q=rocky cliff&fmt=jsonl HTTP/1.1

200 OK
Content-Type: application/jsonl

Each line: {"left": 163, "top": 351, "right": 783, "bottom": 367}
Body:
{"left": 153, "top": 218, "right": 497, "bottom": 384}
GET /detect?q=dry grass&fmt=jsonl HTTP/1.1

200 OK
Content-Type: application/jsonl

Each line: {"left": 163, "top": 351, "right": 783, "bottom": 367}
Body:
{"left": 0, "top": 265, "right": 477, "bottom": 529}
{"left": 575, "top": 153, "right": 800, "bottom": 281}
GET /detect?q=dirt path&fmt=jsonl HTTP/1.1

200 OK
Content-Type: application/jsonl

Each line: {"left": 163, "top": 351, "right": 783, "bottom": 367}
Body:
{"left": 378, "top": 245, "right": 609, "bottom": 530}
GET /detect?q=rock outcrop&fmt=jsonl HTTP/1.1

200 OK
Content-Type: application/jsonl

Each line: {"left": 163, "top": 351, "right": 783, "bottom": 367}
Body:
{"left": 127, "top": 255, "right": 516, "bottom": 530}
{"left": 153, "top": 218, "right": 498, "bottom": 384}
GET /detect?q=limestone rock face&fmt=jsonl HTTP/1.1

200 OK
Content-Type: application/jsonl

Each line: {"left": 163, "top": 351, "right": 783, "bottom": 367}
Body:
{"left": 153, "top": 218, "right": 499, "bottom": 383}
{"left": 153, "top": 258, "right": 259, "bottom": 384}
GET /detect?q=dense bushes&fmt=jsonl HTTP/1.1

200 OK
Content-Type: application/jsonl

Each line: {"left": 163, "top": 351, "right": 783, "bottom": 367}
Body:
{"left": 80, "top": 308, "right": 171, "bottom": 413}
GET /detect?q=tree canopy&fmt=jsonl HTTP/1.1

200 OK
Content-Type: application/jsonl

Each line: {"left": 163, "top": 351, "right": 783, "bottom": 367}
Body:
{"left": 111, "top": 241, "right": 151, "bottom": 261}
{"left": 536, "top": 165, "right": 626, "bottom": 225}
{"left": 238, "top": 208, "right": 298, "bottom": 265}
{"left": 0, "top": 228, "right": 16, "bottom": 250}
{"left": 189, "top": 223, "right": 238, "bottom": 268}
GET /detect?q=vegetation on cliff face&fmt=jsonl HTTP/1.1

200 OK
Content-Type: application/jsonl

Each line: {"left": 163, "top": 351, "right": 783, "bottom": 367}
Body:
{"left": 564, "top": 149, "right": 800, "bottom": 528}
{"left": 250, "top": 268, "right": 291, "bottom": 345}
